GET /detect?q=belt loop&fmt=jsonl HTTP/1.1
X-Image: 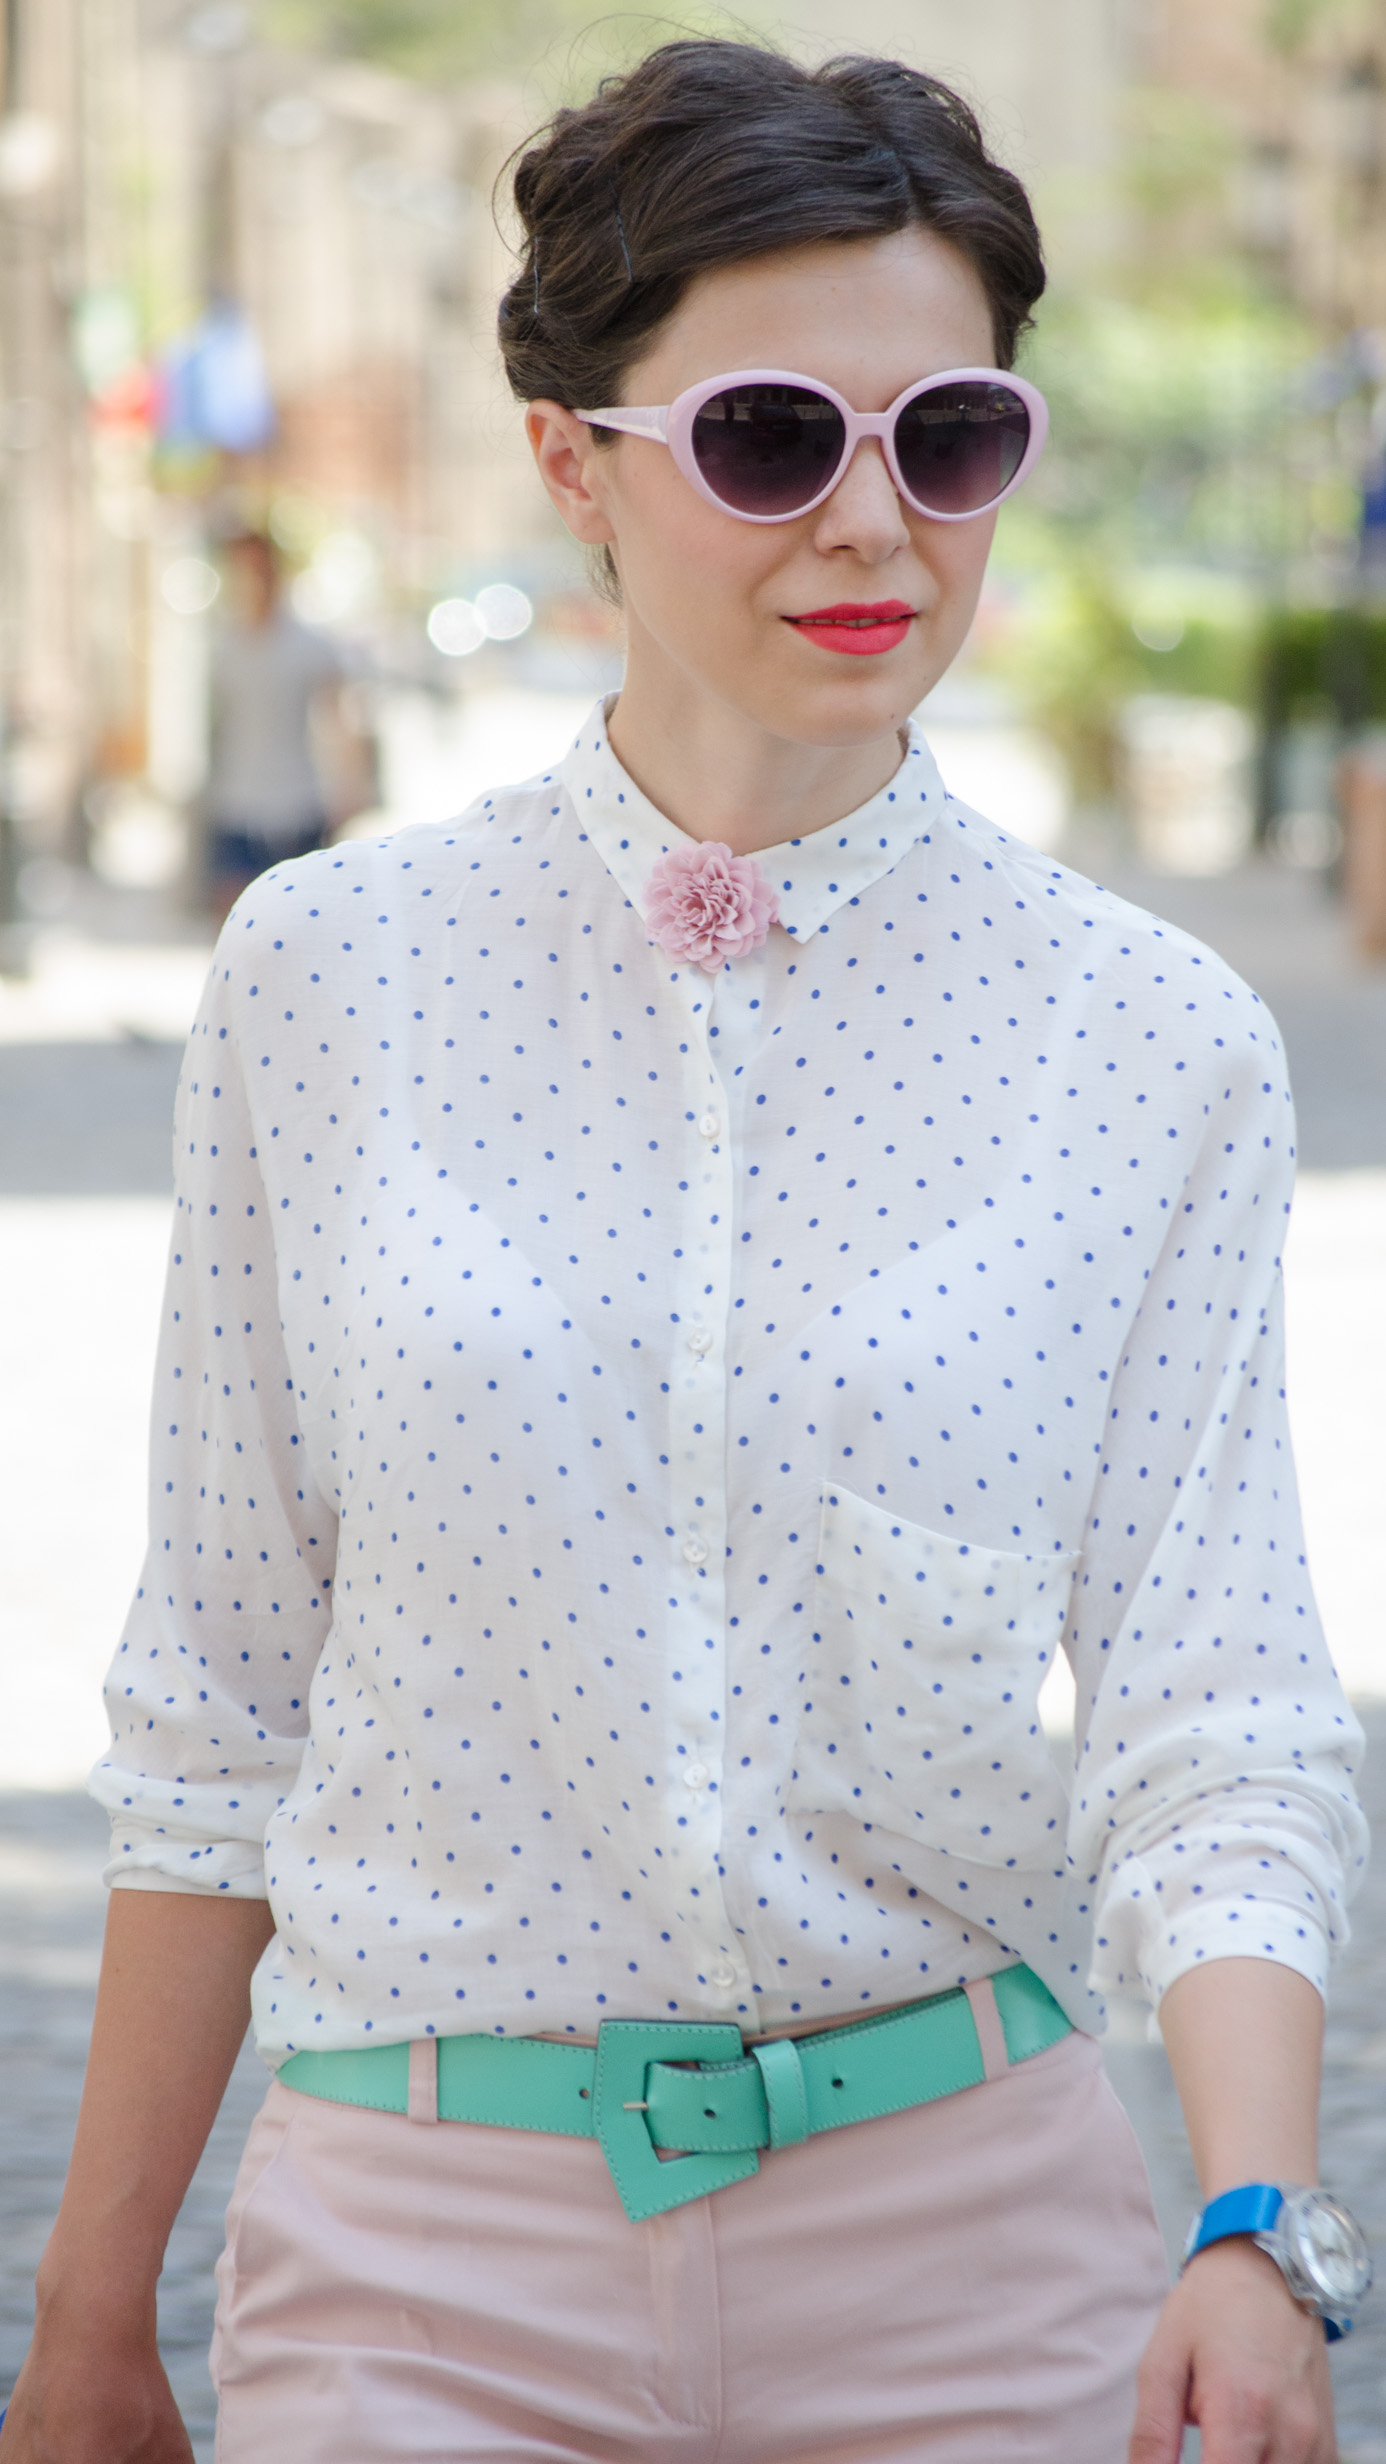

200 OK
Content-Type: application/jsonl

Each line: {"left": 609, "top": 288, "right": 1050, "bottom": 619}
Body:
{"left": 751, "top": 2034, "right": 809, "bottom": 2149}
{"left": 963, "top": 1977, "right": 1010, "bottom": 2083}
{"left": 408, "top": 2035, "right": 439, "bottom": 2124}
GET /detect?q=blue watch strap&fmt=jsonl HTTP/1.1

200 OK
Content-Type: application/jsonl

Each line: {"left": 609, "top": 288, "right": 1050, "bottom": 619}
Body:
{"left": 1184, "top": 2182, "right": 1284, "bottom": 2263}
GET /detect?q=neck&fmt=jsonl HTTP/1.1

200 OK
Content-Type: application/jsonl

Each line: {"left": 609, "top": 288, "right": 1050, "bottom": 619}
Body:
{"left": 607, "top": 650, "right": 905, "bottom": 857}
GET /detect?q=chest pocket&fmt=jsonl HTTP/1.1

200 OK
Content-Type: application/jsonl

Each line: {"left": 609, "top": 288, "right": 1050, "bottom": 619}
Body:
{"left": 783, "top": 1483, "right": 1078, "bottom": 1870}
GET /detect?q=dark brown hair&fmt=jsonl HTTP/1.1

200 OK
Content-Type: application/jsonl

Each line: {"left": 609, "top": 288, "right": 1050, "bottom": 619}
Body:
{"left": 497, "top": 38, "right": 1046, "bottom": 418}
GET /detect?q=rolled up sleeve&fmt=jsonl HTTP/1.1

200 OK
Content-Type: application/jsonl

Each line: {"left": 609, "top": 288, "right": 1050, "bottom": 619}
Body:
{"left": 1066, "top": 1023, "right": 1368, "bottom": 2008}
{"left": 89, "top": 944, "right": 336, "bottom": 1896}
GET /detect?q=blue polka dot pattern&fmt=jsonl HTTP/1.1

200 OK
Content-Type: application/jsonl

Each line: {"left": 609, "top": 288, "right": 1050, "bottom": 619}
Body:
{"left": 91, "top": 704, "right": 1367, "bottom": 2062}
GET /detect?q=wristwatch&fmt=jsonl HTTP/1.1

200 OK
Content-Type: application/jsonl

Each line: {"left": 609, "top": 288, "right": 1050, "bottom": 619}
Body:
{"left": 1182, "top": 2183, "right": 1373, "bottom": 2340}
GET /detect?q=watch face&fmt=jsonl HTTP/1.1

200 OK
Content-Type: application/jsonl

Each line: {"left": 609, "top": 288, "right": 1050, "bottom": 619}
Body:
{"left": 1282, "top": 2190, "right": 1374, "bottom": 2308}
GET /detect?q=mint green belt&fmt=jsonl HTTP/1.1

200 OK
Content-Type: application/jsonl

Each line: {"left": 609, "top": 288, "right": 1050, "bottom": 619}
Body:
{"left": 279, "top": 1963, "right": 1071, "bottom": 2222}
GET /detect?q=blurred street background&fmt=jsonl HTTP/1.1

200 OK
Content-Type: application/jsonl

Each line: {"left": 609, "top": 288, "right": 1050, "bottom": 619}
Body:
{"left": 2, "top": 1, "right": 1386, "bottom": 2457}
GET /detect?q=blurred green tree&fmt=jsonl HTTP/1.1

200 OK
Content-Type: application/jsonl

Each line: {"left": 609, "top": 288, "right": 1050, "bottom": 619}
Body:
{"left": 1264, "top": 0, "right": 1339, "bottom": 54}
{"left": 258, "top": 0, "right": 599, "bottom": 78}
{"left": 977, "top": 74, "right": 1359, "bottom": 797}
{"left": 256, "top": 0, "right": 762, "bottom": 82}
{"left": 989, "top": 284, "right": 1332, "bottom": 793}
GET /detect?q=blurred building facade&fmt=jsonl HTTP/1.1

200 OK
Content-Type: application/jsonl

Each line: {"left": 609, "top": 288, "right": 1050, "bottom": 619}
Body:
{"left": 1143, "top": 0, "right": 1386, "bottom": 336}
{"left": 222, "top": 46, "right": 540, "bottom": 587}
{"left": 0, "top": 0, "right": 553, "bottom": 924}
{"left": 0, "top": 0, "right": 92, "bottom": 905}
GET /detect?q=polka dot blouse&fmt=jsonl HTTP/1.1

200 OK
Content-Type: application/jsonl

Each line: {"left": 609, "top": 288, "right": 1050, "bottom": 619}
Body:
{"left": 92, "top": 705, "right": 1367, "bottom": 2064}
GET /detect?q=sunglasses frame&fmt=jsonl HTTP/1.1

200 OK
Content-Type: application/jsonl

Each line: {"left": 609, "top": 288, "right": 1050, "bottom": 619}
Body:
{"left": 575, "top": 366, "right": 1049, "bottom": 524}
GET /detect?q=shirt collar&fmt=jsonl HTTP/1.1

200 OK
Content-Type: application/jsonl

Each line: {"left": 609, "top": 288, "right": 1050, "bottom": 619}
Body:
{"left": 560, "top": 699, "right": 945, "bottom": 945}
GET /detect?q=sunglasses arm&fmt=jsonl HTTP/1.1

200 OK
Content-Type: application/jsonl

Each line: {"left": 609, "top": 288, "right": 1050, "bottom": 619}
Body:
{"left": 574, "top": 405, "right": 670, "bottom": 443}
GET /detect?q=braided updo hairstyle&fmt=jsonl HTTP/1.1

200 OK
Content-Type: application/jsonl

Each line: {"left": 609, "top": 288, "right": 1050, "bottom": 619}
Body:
{"left": 498, "top": 39, "right": 1044, "bottom": 417}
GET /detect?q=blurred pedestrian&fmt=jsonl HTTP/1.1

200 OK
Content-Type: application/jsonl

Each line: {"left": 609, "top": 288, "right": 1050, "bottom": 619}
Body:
{"left": 203, "top": 530, "right": 349, "bottom": 920}
{"left": 3, "top": 37, "right": 1370, "bottom": 2464}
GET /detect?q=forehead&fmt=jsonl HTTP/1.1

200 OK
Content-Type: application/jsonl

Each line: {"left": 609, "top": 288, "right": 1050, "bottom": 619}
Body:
{"left": 629, "top": 227, "right": 995, "bottom": 408}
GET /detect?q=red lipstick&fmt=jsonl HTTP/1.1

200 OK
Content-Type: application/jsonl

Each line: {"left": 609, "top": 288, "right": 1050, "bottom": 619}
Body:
{"left": 783, "top": 599, "right": 915, "bottom": 657}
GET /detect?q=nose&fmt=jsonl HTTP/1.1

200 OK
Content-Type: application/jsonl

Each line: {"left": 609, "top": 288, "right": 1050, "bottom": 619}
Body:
{"left": 810, "top": 434, "right": 910, "bottom": 562}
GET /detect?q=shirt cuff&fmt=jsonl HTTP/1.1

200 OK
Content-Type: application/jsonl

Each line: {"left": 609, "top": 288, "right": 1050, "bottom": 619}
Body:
{"left": 1091, "top": 1855, "right": 1330, "bottom": 2008}
{"left": 102, "top": 1817, "right": 269, "bottom": 1899}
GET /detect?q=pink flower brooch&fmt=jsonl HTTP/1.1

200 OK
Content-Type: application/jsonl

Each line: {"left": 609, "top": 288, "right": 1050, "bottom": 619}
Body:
{"left": 645, "top": 840, "right": 780, "bottom": 975}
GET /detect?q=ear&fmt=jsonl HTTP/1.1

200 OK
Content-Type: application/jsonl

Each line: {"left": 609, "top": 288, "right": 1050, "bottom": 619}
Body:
{"left": 525, "top": 402, "right": 617, "bottom": 547}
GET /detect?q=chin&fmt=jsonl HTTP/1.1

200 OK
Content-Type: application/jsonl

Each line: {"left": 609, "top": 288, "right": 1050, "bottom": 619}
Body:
{"left": 762, "top": 655, "right": 935, "bottom": 745}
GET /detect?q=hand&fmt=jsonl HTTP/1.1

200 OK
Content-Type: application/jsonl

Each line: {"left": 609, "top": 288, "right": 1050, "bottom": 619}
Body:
{"left": 1130, "top": 2238, "right": 1335, "bottom": 2464}
{"left": 0, "top": 2323, "right": 194, "bottom": 2464}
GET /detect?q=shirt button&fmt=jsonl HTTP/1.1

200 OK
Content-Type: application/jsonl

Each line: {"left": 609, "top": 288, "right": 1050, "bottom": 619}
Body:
{"left": 711, "top": 1963, "right": 736, "bottom": 1991}
{"left": 683, "top": 1762, "right": 709, "bottom": 1791}
{"left": 697, "top": 1113, "right": 720, "bottom": 1140}
{"left": 686, "top": 1328, "right": 713, "bottom": 1355}
{"left": 682, "top": 1537, "right": 708, "bottom": 1565}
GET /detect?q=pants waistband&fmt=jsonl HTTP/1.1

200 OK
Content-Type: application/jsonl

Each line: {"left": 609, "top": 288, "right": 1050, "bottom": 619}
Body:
{"left": 278, "top": 1964, "right": 1072, "bottom": 2222}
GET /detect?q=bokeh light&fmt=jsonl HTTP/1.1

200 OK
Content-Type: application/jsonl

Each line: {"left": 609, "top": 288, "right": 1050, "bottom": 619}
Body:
{"left": 474, "top": 583, "right": 533, "bottom": 640}
{"left": 426, "top": 597, "right": 486, "bottom": 657}
{"left": 160, "top": 556, "right": 220, "bottom": 615}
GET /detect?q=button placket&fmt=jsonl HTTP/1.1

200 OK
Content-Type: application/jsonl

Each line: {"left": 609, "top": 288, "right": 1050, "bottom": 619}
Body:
{"left": 661, "top": 963, "right": 745, "bottom": 2004}
{"left": 680, "top": 948, "right": 773, "bottom": 2018}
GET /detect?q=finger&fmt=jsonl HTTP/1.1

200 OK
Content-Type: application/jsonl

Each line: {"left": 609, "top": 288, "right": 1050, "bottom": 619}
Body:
{"left": 1195, "top": 2382, "right": 1279, "bottom": 2464}
{"left": 1128, "top": 2347, "right": 1192, "bottom": 2464}
{"left": 1196, "top": 2349, "right": 1333, "bottom": 2464}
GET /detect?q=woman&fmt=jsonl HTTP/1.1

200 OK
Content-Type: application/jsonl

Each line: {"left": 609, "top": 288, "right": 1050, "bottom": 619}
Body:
{"left": 5, "top": 40, "right": 1368, "bottom": 2464}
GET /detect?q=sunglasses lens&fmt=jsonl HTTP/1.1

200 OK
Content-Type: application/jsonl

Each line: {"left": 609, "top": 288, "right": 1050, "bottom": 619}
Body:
{"left": 690, "top": 384, "right": 846, "bottom": 515}
{"left": 893, "top": 381, "right": 1030, "bottom": 515}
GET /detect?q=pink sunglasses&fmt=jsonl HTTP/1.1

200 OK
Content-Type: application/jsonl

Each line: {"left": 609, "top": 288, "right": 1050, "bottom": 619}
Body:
{"left": 576, "top": 366, "right": 1048, "bottom": 524}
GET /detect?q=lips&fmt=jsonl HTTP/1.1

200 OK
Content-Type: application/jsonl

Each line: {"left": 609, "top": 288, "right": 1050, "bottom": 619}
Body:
{"left": 784, "top": 600, "right": 915, "bottom": 657}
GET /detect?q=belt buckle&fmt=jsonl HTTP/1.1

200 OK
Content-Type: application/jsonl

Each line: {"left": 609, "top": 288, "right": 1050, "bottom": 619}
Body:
{"left": 593, "top": 2018, "right": 757, "bottom": 2221}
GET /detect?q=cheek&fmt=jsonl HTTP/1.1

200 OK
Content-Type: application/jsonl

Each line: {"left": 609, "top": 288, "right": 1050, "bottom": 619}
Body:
{"left": 615, "top": 457, "right": 782, "bottom": 627}
{"left": 921, "top": 516, "right": 996, "bottom": 628}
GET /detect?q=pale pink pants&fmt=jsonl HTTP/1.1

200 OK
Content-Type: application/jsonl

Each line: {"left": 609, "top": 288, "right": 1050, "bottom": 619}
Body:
{"left": 211, "top": 2028, "right": 1169, "bottom": 2463}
